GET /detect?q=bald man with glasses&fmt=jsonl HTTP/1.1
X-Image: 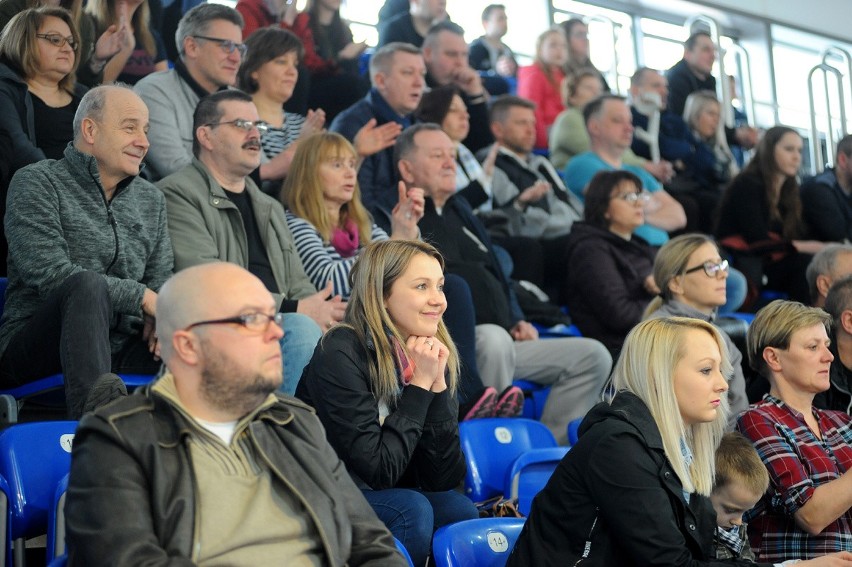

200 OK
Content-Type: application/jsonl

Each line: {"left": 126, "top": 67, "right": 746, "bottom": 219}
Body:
{"left": 65, "top": 261, "right": 407, "bottom": 566}
{"left": 135, "top": 3, "right": 247, "bottom": 181}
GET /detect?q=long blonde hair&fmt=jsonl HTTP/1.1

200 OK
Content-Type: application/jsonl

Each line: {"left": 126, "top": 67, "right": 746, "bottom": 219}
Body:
{"left": 613, "top": 317, "right": 730, "bottom": 495}
{"left": 283, "top": 132, "right": 373, "bottom": 245}
{"left": 85, "top": 0, "right": 156, "bottom": 56}
{"left": 343, "top": 240, "right": 459, "bottom": 407}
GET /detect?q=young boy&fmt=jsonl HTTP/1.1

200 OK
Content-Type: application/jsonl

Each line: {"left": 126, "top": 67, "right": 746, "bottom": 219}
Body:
{"left": 711, "top": 432, "right": 769, "bottom": 561}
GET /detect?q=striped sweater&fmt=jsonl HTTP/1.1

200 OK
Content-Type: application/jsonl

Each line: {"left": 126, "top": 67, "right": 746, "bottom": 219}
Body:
{"left": 285, "top": 211, "right": 388, "bottom": 299}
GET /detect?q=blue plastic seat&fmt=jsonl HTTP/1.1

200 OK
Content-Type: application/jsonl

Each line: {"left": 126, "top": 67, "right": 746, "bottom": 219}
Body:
{"left": 459, "top": 418, "right": 558, "bottom": 502}
{"left": 567, "top": 417, "right": 582, "bottom": 446}
{"left": 504, "top": 447, "right": 569, "bottom": 516}
{"left": 432, "top": 517, "right": 525, "bottom": 567}
{"left": 47, "top": 473, "right": 68, "bottom": 562}
{"left": 511, "top": 380, "right": 550, "bottom": 421}
{"left": 0, "top": 421, "right": 77, "bottom": 566}
{"left": 0, "top": 473, "right": 12, "bottom": 567}
{"left": 394, "top": 536, "right": 414, "bottom": 567}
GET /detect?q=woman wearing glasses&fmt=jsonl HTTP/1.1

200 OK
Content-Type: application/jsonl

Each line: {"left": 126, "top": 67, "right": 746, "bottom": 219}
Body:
{"left": 296, "top": 240, "right": 479, "bottom": 567}
{"left": 0, "top": 7, "right": 86, "bottom": 173}
{"left": 644, "top": 234, "right": 749, "bottom": 428}
{"left": 716, "top": 126, "right": 828, "bottom": 304}
{"left": 563, "top": 169, "right": 657, "bottom": 355}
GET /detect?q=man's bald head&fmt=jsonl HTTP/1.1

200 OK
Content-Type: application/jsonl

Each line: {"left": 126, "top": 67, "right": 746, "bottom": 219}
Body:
{"left": 157, "top": 262, "right": 275, "bottom": 362}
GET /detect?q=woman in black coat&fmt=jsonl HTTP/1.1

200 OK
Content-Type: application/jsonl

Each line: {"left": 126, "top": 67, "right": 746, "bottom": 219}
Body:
{"left": 563, "top": 169, "right": 657, "bottom": 354}
{"left": 715, "top": 126, "right": 827, "bottom": 303}
{"left": 296, "top": 240, "right": 477, "bottom": 567}
{"left": 508, "top": 316, "right": 755, "bottom": 566}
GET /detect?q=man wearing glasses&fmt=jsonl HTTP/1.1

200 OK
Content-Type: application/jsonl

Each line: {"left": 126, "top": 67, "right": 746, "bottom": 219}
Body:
{"left": 0, "top": 84, "right": 172, "bottom": 419}
{"left": 158, "top": 90, "right": 341, "bottom": 395}
{"left": 135, "top": 3, "right": 246, "bottom": 181}
{"left": 65, "top": 261, "right": 407, "bottom": 566}
{"left": 564, "top": 94, "right": 686, "bottom": 246}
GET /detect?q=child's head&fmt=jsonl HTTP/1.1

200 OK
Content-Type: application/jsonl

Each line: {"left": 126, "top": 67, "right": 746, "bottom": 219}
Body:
{"left": 711, "top": 432, "right": 769, "bottom": 528}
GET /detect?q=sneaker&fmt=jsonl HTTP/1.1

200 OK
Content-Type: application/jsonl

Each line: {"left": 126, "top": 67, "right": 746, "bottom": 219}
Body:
{"left": 493, "top": 385, "right": 524, "bottom": 418}
{"left": 459, "top": 387, "right": 497, "bottom": 421}
{"left": 82, "top": 373, "right": 127, "bottom": 415}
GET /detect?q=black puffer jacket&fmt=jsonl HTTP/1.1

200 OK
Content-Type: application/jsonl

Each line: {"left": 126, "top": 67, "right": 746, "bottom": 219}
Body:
{"left": 507, "top": 391, "right": 772, "bottom": 567}
{"left": 296, "top": 326, "right": 466, "bottom": 491}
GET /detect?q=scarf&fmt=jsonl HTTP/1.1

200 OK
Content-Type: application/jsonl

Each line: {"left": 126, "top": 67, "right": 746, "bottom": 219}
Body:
{"left": 330, "top": 218, "right": 359, "bottom": 258}
{"left": 390, "top": 335, "right": 415, "bottom": 387}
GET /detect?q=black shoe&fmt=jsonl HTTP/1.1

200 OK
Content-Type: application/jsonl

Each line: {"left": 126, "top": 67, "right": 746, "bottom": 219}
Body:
{"left": 81, "top": 373, "right": 127, "bottom": 415}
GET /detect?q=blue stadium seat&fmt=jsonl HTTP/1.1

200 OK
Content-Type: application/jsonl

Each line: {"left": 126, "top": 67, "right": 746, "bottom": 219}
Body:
{"left": 0, "top": 473, "right": 11, "bottom": 567}
{"left": 394, "top": 536, "right": 414, "bottom": 567}
{"left": 0, "top": 421, "right": 77, "bottom": 566}
{"left": 531, "top": 322, "right": 582, "bottom": 337}
{"left": 459, "top": 418, "right": 558, "bottom": 502}
{"left": 432, "top": 517, "right": 525, "bottom": 567}
{"left": 512, "top": 380, "right": 550, "bottom": 420}
{"left": 505, "top": 446, "right": 568, "bottom": 516}
{"left": 567, "top": 417, "right": 582, "bottom": 446}
{"left": 47, "top": 473, "right": 68, "bottom": 562}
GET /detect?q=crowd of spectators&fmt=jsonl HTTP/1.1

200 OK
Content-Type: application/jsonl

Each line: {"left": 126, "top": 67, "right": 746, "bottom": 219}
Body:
{"left": 3, "top": 1, "right": 852, "bottom": 565}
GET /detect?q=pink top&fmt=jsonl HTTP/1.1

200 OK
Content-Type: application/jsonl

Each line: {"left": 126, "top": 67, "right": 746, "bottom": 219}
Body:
{"left": 517, "top": 64, "right": 566, "bottom": 149}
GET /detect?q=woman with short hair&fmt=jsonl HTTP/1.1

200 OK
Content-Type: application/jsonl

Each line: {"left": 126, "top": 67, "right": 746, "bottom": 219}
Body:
{"left": 563, "top": 169, "right": 658, "bottom": 354}
{"left": 738, "top": 300, "right": 852, "bottom": 561}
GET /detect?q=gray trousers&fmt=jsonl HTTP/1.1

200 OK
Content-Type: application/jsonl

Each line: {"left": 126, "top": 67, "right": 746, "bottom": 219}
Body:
{"left": 474, "top": 324, "right": 612, "bottom": 444}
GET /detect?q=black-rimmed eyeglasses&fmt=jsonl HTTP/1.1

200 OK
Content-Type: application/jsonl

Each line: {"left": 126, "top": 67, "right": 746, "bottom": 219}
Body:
{"left": 184, "top": 312, "right": 284, "bottom": 333}
{"left": 191, "top": 35, "right": 247, "bottom": 57}
{"left": 204, "top": 119, "right": 270, "bottom": 134}
{"left": 684, "top": 259, "right": 729, "bottom": 277}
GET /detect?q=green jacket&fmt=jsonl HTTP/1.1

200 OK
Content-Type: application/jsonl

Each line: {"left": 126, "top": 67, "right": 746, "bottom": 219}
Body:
{"left": 157, "top": 159, "right": 317, "bottom": 307}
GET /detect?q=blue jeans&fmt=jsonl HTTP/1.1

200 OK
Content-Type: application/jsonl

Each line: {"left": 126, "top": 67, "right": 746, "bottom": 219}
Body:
{"left": 361, "top": 488, "right": 478, "bottom": 566}
{"left": 279, "top": 313, "right": 322, "bottom": 395}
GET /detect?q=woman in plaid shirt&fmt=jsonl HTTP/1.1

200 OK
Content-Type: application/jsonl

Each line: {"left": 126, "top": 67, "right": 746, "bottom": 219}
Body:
{"left": 738, "top": 300, "right": 852, "bottom": 562}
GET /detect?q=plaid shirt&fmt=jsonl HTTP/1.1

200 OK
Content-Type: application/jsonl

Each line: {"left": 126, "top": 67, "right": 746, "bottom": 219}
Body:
{"left": 715, "top": 524, "right": 755, "bottom": 561}
{"left": 737, "top": 395, "right": 852, "bottom": 561}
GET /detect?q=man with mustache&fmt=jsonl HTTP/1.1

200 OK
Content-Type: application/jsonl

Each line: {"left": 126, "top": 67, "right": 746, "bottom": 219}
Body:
{"left": 0, "top": 84, "right": 173, "bottom": 418}
{"left": 158, "top": 90, "right": 341, "bottom": 395}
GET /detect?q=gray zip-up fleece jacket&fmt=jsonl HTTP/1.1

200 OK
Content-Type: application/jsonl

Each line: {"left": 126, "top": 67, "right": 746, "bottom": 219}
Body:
{"left": 0, "top": 144, "right": 173, "bottom": 357}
